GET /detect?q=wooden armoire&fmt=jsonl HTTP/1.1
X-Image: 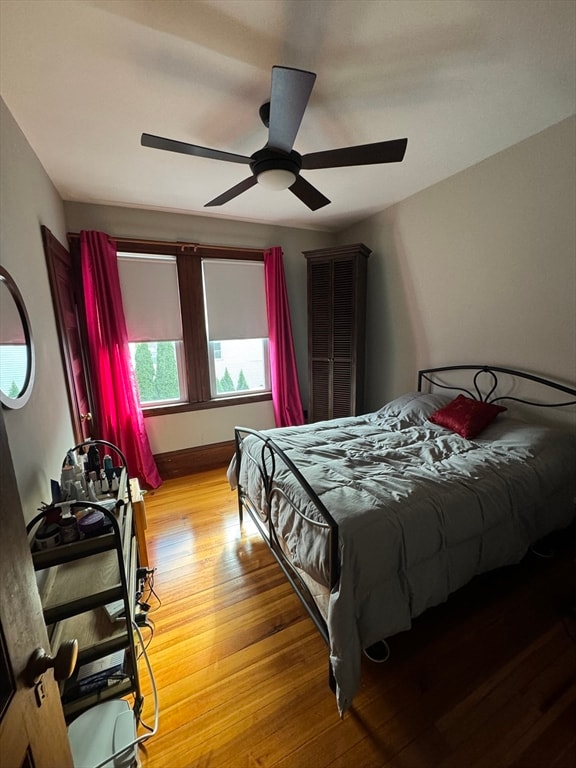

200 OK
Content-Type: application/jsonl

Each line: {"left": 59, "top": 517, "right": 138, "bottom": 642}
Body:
{"left": 303, "top": 243, "right": 371, "bottom": 422}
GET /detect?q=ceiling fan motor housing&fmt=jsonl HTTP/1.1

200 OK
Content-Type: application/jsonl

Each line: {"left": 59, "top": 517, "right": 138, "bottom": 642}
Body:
{"left": 250, "top": 147, "right": 302, "bottom": 181}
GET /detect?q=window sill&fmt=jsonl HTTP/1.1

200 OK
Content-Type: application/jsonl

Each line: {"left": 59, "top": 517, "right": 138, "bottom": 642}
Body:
{"left": 141, "top": 392, "right": 272, "bottom": 418}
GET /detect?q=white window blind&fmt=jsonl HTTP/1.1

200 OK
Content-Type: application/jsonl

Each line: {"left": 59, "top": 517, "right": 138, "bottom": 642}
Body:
{"left": 202, "top": 259, "right": 268, "bottom": 341}
{"left": 117, "top": 253, "right": 182, "bottom": 342}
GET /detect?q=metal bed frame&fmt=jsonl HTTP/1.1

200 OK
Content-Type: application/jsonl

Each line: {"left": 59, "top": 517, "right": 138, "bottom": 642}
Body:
{"left": 417, "top": 364, "right": 576, "bottom": 408}
{"left": 233, "top": 365, "right": 576, "bottom": 691}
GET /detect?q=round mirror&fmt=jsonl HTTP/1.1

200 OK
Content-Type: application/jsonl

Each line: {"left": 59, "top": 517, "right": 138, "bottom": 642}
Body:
{"left": 0, "top": 266, "right": 35, "bottom": 409}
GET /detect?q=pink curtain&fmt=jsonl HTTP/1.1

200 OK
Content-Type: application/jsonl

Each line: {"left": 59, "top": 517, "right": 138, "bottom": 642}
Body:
{"left": 79, "top": 231, "right": 162, "bottom": 489}
{"left": 264, "top": 247, "right": 305, "bottom": 427}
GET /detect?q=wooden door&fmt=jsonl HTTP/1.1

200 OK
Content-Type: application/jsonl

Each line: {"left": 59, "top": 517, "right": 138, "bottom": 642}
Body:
{"left": 0, "top": 407, "right": 73, "bottom": 767}
{"left": 41, "top": 225, "right": 97, "bottom": 442}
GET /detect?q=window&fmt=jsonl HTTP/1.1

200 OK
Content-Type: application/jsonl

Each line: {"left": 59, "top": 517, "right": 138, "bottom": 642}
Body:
{"left": 115, "top": 241, "right": 270, "bottom": 413}
{"left": 118, "top": 254, "right": 185, "bottom": 406}
{"left": 209, "top": 339, "right": 270, "bottom": 397}
{"left": 202, "top": 259, "right": 270, "bottom": 399}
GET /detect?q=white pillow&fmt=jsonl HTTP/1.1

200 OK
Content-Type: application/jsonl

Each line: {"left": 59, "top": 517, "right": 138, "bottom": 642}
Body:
{"left": 377, "top": 392, "right": 452, "bottom": 424}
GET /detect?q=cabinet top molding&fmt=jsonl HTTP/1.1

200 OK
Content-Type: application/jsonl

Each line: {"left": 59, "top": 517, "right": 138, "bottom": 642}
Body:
{"left": 302, "top": 243, "right": 372, "bottom": 260}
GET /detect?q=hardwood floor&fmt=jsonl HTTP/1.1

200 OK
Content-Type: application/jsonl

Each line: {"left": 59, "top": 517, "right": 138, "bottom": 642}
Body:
{"left": 136, "top": 469, "right": 576, "bottom": 768}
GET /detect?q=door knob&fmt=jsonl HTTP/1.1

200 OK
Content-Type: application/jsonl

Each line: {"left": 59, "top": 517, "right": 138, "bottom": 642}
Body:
{"left": 25, "top": 639, "right": 79, "bottom": 686}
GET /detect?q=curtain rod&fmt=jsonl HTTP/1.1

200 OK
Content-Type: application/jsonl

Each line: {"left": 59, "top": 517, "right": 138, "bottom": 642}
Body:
{"left": 67, "top": 232, "right": 264, "bottom": 256}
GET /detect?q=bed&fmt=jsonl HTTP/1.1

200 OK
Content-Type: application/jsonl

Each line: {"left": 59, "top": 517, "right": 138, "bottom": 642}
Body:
{"left": 229, "top": 365, "right": 576, "bottom": 715}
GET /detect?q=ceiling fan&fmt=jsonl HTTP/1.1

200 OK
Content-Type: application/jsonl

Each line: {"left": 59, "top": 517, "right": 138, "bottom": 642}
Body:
{"left": 141, "top": 66, "right": 408, "bottom": 211}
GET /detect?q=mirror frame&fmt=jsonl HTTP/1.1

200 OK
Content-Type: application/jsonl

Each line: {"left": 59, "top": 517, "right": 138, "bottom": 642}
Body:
{"left": 0, "top": 265, "right": 36, "bottom": 409}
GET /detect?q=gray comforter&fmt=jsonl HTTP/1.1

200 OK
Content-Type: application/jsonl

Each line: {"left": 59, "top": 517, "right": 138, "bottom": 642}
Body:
{"left": 236, "top": 392, "right": 576, "bottom": 714}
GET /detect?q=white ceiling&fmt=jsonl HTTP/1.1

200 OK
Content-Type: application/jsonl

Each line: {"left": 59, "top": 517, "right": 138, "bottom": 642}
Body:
{"left": 1, "top": 0, "right": 575, "bottom": 232}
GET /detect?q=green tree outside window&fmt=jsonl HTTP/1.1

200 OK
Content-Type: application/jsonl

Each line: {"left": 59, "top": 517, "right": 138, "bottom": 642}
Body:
{"left": 155, "top": 341, "right": 179, "bottom": 400}
{"left": 218, "top": 368, "right": 235, "bottom": 393}
{"left": 236, "top": 370, "right": 249, "bottom": 391}
{"left": 134, "top": 343, "right": 156, "bottom": 402}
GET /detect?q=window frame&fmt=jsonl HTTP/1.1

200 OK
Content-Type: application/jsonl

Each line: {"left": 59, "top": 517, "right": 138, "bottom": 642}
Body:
{"left": 68, "top": 234, "right": 271, "bottom": 417}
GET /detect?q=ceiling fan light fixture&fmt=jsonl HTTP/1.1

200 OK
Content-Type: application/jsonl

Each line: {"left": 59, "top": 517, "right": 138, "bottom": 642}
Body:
{"left": 256, "top": 168, "right": 297, "bottom": 190}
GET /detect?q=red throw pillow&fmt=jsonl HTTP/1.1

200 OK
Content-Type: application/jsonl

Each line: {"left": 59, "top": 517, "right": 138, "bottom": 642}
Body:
{"left": 429, "top": 394, "right": 506, "bottom": 439}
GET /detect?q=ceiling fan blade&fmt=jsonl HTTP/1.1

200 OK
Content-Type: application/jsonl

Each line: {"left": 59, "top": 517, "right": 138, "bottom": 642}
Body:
{"left": 204, "top": 176, "right": 258, "bottom": 207}
{"left": 267, "top": 66, "right": 316, "bottom": 154}
{"left": 289, "top": 175, "right": 330, "bottom": 211}
{"left": 302, "top": 138, "right": 408, "bottom": 170}
{"left": 141, "top": 133, "right": 251, "bottom": 165}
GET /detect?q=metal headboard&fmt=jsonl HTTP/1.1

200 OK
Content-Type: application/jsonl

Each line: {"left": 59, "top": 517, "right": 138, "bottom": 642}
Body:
{"left": 418, "top": 365, "right": 576, "bottom": 408}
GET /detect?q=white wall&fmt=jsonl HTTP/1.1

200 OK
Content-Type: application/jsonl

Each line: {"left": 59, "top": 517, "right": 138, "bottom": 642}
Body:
{"left": 0, "top": 98, "right": 75, "bottom": 522}
{"left": 64, "top": 202, "right": 335, "bottom": 453}
{"left": 338, "top": 116, "right": 576, "bottom": 412}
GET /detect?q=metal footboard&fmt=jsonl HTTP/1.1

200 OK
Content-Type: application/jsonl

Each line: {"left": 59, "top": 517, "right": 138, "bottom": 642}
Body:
{"left": 233, "top": 426, "right": 339, "bottom": 646}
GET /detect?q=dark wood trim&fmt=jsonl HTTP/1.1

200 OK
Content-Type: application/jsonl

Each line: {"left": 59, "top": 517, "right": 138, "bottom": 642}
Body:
{"left": 177, "top": 254, "right": 211, "bottom": 403}
{"left": 154, "top": 440, "right": 235, "bottom": 479}
{"left": 42, "top": 226, "right": 98, "bottom": 441}
{"left": 142, "top": 392, "right": 271, "bottom": 418}
{"left": 67, "top": 233, "right": 264, "bottom": 260}
{"left": 302, "top": 242, "right": 372, "bottom": 262}
{"left": 42, "top": 226, "right": 82, "bottom": 439}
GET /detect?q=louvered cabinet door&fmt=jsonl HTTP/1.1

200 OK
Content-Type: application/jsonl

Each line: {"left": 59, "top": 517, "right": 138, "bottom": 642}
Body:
{"left": 304, "top": 244, "right": 371, "bottom": 422}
